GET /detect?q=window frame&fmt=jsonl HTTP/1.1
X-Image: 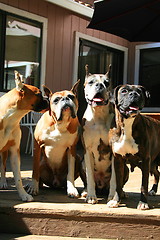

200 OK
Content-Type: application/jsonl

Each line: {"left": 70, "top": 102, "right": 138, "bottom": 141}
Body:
{"left": 73, "top": 32, "right": 128, "bottom": 85}
{"left": 134, "top": 42, "right": 160, "bottom": 112}
{"left": 0, "top": 3, "right": 48, "bottom": 94}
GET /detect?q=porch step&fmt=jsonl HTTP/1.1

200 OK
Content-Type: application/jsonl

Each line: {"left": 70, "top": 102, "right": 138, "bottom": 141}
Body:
{"left": 0, "top": 185, "right": 160, "bottom": 240}
{"left": 1, "top": 157, "right": 160, "bottom": 239}
{"left": 0, "top": 234, "right": 112, "bottom": 240}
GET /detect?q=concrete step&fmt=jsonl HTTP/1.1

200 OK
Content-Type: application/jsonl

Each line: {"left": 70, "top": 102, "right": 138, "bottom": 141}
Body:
{"left": 0, "top": 234, "right": 113, "bottom": 240}
{"left": 0, "top": 155, "right": 160, "bottom": 239}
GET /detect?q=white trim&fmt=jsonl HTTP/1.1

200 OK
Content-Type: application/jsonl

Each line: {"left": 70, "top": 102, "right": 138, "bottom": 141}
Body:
{"left": 73, "top": 32, "right": 128, "bottom": 84}
{"left": 94, "top": 0, "right": 103, "bottom": 3}
{"left": 0, "top": 3, "right": 48, "bottom": 90}
{"left": 46, "top": 0, "right": 94, "bottom": 18}
{"left": 134, "top": 42, "right": 160, "bottom": 112}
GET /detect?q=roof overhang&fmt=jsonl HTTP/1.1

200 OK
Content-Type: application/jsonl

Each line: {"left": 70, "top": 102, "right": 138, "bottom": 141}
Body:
{"left": 45, "top": 0, "right": 94, "bottom": 18}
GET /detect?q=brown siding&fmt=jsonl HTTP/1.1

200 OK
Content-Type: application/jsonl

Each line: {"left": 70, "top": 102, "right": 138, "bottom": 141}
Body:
{"left": 0, "top": 0, "right": 129, "bottom": 92}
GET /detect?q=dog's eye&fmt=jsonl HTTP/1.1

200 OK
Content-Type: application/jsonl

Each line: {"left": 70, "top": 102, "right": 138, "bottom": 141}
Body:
{"left": 68, "top": 94, "right": 75, "bottom": 100}
{"left": 121, "top": 89, "right": 128, "bottom": 94}
{"left": 137, "top": 88, "right": 142, "bottom": 94}
{"left": 104, "top": 80, "right": 109, "bottom": 88}
{"left": 88, "top": 80, "right": 94, "bottom": 85}
{"left": 53, "top": 97, "right": 60, "bottom": 104}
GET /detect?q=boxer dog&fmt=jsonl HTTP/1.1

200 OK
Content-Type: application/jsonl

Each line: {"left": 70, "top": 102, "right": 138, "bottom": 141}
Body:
{"left": 26, "top": 80, "right": 80, "bottom": 198}
{"left": 0, "top": 71, "right": 48, "bottom": 201}
{"left": 81, "top": 65, "right": 115, "bottom": 204}
{"left": 108, "top": 84, "right": 160, "bottom": 210}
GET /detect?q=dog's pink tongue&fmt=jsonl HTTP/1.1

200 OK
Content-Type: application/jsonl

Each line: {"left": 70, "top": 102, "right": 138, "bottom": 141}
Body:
{"left": 93, "top": 98, "right": 103, "bottom": 102}
{"left": 129, "top": 106, "right": 139, "bottom": 111}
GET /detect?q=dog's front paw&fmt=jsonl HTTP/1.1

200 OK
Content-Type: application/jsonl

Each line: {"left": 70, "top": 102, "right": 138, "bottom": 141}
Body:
{"left": 19, "top": 192, "right": 34, "bottom": 202}
{"left": 25, "top": 180, "right": 39, "bottom": 196}
{"left": 106, "top": 200, "right": 119, "bottom": 208}
{"left": 67, "top": 181, "right": 79, "bottom": 198}
{"left": 67, "top": 186, "right": 79, "bottom": 198}
{"left": 137, "top": 201, "right": 150, "bottom": 210}
{"left": 81, "top": 188, "right": 87, "bottom": 198}
{"left": 86, "top": 194, "right": 98, "bottom": 204}
{"left": 148, "top": 189, "right": 156, "bottom": 196}
{"left": 0, "top": 179, "right": 8, "bottom": 189}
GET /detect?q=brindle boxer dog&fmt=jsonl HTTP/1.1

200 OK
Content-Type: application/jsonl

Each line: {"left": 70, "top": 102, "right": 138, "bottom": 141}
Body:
{"left": 26, "top": 80, "right": 81, "bottom": 198}
{"left": 0, "top": 71, "right": 48, "bottom": 201}
{"left": 108, "top": 84, "right": 160, "bottom": 210}
{"left": 81, "top": 65, "right": 115, "bottom": 204}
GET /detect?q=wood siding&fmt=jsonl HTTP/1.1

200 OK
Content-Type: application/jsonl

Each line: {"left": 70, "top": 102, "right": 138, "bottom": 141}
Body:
{"left": 0, "top": 0, "right": 129, "bottom": 91}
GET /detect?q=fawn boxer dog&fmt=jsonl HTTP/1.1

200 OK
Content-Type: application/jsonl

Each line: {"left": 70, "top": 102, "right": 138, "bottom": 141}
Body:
{"left": 81, "top": 65, "right": 115, "bottom": 204}
{"left": 108, "top": 84, "right": 160, "bottom": 210}
{"left": 0, "top": 71, "right": 48, "bottom": 201}
{"left": 26, "top": 80, "right": 81, "bottom": 198}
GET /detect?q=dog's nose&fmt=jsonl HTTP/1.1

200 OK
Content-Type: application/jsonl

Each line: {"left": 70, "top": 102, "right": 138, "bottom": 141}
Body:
{"left": 129, "top": 91, "right": 138, "bottom": 97}
{"left": 95, "top": 83, "right": 104, "bottom": 90}
{"left": 62, "top": 97, "right": 69, "bottom": 101}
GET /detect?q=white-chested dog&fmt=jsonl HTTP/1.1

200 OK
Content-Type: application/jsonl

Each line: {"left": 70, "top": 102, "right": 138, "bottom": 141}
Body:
{"left": 26, "top": 80, "right": 81, "bottom": 198}
{"left": 81, "top": 65, "right": 115, "bottom": 204}
{"left": 0, "top": 71, "right": 48, "bottom": 201}
{"left": 108, "top": 84, "right": 160, "bottom": 210}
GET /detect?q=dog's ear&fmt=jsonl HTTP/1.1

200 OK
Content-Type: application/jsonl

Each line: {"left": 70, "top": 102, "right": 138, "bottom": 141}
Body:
{"left": 14, "top": 70, "right": 24, "bottom": 91}
{"left": 84, "top": 64, "right": 92, "bottom": 86}
{"left": 85, "top": 64, "right": 90, "bottom": 77}
{"left": 43, "top": 85, "right": 52, "bottom": 99}
{"left": 71, "top": 79, "right": 80, "bottom": 97}
{"left": 113, "top": 85, "right": 122, "bottom": 106}
{"left": 139, "top": 86, "right": 151, "bottom": 104}
{"left": 85, "top": 64, "right": 92, "bottom": 78}
{"left": 106, "top": 64, "right": 111, "bottom": 79}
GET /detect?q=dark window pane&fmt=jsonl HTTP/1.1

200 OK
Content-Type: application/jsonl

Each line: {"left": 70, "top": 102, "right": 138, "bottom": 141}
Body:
{"left": 139, "top": 48, "right": 160, "bottom": 108}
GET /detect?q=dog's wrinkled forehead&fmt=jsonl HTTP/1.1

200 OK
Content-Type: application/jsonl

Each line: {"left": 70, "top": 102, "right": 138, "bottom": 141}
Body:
{"left": 51, "top": 90, "right": 77, "bottom": 105}
{"left": 117, "top": 85, "right": 145, "bottom": 102}
{"left": 85, "top": 74, "right": 110, "bottom": 87}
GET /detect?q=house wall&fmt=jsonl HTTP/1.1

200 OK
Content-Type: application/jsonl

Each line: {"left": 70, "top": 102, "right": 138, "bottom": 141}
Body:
{"left": 0, "top": 0, "right": 129, "bottom": 92}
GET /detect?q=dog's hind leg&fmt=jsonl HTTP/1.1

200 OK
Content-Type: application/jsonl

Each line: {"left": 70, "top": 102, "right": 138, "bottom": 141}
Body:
{"left": 137, "top": 158, "right": 150, "bottom": 210}
{"left": 0, "top": 151, "right": 8, "bottom": 189}
{"left": 149, "top": 165, "right": 160, "bottom": 196}
{"left": 9, "top": 146, "right": 33, "bottom": 202}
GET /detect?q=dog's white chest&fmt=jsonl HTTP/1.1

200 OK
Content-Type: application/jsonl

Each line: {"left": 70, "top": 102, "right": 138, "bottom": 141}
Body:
{"left": 41, "top": 126, "right": 77, "bottom": 167}
{"left": 112, "top": 118, "right": 139, "bottom": 156}
{"left": 84, "top": 121, "right": 109, "bottom": 147}
{"left": 83, "top": 120, "right": 111, "bottom": 171}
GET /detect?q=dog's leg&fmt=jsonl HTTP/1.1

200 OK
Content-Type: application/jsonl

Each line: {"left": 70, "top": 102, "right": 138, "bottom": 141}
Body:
{"left": 67, "top": 148, "right": 79, "bottom": 198}
{"left": 0, "top": 151, "right": 8, "bottom": 189}
{"left": 149, "top": 165, "right": 160, "bottom": 196}
{"left": 107, "top": 156, "right": 118, "bottom": 207}
{"left": 107, "top": 156, "right": 116, "bottom": 200}
{"left": 26, "top": 139, "right": 41, "bottom": 195}
{"left": 9, "top": 147, "right": 33, "bottom": 202}
{"left": 137, "top": 159, "right": 150, "bottom": 210}
{"left": 85, "top": 151, "right": 98, "bottom": 204}
{"left": 107, "top": 155, "right": 124, "bottom": 208}
{"left": 107, "top": 156, "right": 120, "bottom": 208}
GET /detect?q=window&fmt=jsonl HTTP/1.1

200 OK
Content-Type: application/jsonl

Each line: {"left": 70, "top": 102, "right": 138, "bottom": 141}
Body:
{"left": 77, "top": 39, "right": 124, "bottom": 120}
{"left": 0, "top": 10, "right": 42, "bottom": 91}
{"left": 139, "top": 48, "right": 160, "bottom": 108}
{"left": 135, "top": 43, "right": 160, "bottom": 112}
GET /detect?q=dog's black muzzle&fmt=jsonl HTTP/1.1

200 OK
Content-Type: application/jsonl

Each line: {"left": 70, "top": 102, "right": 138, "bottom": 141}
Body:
{"left": 33, "top": 95, "right": 49, "bottom": 112}
{"left": 118, "top": 93, "right": 144, "bottom": 119}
